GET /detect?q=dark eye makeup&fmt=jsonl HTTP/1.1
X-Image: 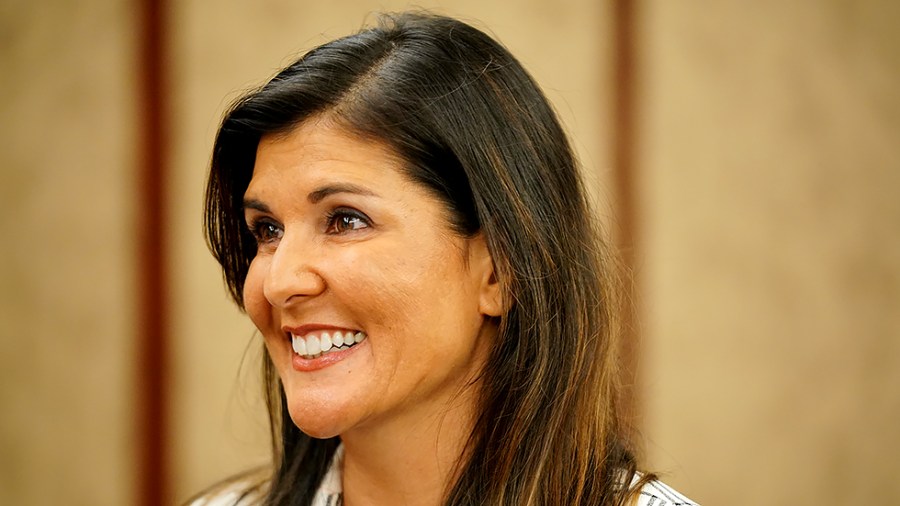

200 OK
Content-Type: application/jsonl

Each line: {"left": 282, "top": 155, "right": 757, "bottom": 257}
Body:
{"left": 246, "top": 217, "right": 283, "bottom": 244}
{"left": 325, "top": 207, "right": 372, "bottom": 234}
{"left": 244, "top": 206, "right": 372, "bottom": 246}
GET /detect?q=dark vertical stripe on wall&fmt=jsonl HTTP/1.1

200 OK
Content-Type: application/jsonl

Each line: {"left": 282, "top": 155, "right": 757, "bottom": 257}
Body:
{"left": 611, "top": 0, "right": 640, "bottom": 425}
{"left": 137, "top": 0, "right": 169, "bottom": 504}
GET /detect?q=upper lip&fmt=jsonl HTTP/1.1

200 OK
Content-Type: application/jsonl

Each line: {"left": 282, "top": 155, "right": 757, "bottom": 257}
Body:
{"left": 281, "top": 323, "right": 360, "bottom": 337}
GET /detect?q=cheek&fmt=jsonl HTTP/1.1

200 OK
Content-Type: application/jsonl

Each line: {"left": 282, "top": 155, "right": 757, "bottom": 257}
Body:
{"left": 243, "top": 258, "right": 271, "bottom": 330}
{"left": 355, "top": 247, "right": 436, "bottom": 311}
{"left": 370, "top": 247, "right": 479, "bottom": 337}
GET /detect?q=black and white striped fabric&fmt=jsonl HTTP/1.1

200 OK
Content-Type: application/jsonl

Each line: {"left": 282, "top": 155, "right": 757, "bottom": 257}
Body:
{"left": 194, "top": 446, "right": 699, "bottom": 505}
{"left": 308, "top": 447, "right": 699, "bottom": 506}
{"left": 635, "top": 478, "right": 698, "bottom": 505}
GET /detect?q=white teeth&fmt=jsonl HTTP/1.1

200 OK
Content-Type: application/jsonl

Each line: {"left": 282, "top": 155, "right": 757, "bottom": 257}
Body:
{"left": 291, "top": 330, "right": 367, "bottom": 358}
{"left": 306, "top": 335, "right": 321, "bottom": 355}
{"left": 292, "top": 335, "right": 307, "bottom": 355}
{"left": 320, "top": 332, "right": 333, "bottom": 352}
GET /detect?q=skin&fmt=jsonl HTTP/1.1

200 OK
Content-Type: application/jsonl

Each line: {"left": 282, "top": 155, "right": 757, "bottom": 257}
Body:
{"left": 242, "top": 118, "right": 503, "bottom": 505}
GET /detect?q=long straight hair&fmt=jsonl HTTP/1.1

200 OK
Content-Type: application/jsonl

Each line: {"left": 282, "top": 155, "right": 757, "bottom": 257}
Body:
{"left": 204, "top": 12, "right": 650, "bottom": 505}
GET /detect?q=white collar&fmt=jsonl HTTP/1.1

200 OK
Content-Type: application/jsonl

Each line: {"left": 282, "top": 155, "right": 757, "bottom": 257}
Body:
{"left": 311, "top": 445, "right": 343, "bottom": 506}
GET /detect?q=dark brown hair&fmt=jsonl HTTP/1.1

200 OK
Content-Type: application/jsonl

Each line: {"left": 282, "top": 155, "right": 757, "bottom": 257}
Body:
{"left": 204, "top": 12, "right": 650, "bottom": 506}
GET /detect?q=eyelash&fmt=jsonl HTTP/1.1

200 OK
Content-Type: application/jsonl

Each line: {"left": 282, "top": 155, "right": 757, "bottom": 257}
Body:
{"left": 247, "top": 218, "right": 282, "bottom": 244}
{"left": 324, "top": 207, "right": 372, "bottom": 234}
{"left": 246, "top": 207, "right": 371, "bottom": 245}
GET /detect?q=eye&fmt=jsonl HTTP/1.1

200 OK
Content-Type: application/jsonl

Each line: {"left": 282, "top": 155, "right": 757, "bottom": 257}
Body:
{"left": 326, "top": 208, "right": 371, "bottom": 234}
{"left": 247, "top": 218, "right": 283, "bottom": 244}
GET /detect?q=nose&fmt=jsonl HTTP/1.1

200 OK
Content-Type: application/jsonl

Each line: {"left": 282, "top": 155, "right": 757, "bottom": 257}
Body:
{"left": 262, "top": 232, "right": 326, "bottom": 308}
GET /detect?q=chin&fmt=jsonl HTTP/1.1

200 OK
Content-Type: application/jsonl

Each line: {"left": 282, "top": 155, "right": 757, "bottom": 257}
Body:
{"left": 283, "top": 388, "right": 360, "bottom": 439}
{"left": 292, "top": 421, "right": 342, "bottom": 440}
{"left": 291, "top": 415, "right": 344, "bottom": 439}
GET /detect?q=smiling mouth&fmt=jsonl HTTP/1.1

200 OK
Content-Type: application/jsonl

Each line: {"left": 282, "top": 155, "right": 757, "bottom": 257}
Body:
{"left": 290, "top": 330, "right": 367, "bottom": 359}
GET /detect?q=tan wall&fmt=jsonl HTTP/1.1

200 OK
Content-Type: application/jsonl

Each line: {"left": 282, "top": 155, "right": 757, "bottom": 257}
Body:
{"left": 639, "top": 1, "right": 900, "bottom": 504}
{"left": 0, "top": 1, "right": 138, "bottom": 504}
{"left": 4, "top": 1, "right": 899, "bottom": 505}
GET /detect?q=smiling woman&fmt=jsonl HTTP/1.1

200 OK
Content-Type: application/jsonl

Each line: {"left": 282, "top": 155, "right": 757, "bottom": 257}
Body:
{"left": 243, "top": 120, "right": 500, "bottom": 445}
{"left": 193, "top": 11, "right": 696, "bottom": 506}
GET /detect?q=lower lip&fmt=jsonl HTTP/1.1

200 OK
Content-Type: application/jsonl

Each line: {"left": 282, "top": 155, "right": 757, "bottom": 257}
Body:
{"left": 290, "top": 339, "right": 366, "bottom": 372}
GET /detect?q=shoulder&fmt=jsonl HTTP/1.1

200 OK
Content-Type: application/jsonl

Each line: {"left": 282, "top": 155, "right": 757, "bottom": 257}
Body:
{"left": 633, "top": 478, "right": 699, "bottom": 506}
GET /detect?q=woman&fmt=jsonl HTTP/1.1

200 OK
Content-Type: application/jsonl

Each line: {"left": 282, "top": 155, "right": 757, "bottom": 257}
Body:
{"left": 196, "top": 12, "right": 697, "bottom": 506}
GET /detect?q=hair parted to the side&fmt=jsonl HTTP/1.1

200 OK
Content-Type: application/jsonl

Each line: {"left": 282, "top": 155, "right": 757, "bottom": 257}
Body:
{"left": 203, "top": 11, "right": 652, "bottom": 506}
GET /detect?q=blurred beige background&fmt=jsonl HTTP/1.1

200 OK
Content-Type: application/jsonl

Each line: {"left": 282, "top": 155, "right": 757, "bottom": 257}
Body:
{"left": 1, "top": 1, "right": 898, "bottom": 505}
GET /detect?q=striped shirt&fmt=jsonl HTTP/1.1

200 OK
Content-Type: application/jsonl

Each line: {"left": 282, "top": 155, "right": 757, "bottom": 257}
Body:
{"left": 193, "top": 446, "right": 698, "bottom": 506}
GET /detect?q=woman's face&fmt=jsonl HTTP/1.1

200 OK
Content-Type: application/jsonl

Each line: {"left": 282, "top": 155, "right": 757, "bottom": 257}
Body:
{"left": 242, "top": 119, "right": 501, "bottom": 439}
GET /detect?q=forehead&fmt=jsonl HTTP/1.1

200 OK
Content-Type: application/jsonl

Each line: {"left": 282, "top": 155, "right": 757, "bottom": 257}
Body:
{"left": 249, "top": 120, "right": 406, "bottom": 186}
{"left": 244, "top": 118, "right": 468, "bottom": 239}
{"left": 243, "top": 120, "right": 456, "bottom": 221}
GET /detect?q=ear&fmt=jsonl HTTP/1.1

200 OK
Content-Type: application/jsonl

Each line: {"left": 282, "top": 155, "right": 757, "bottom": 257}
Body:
{"left": 469, "top": 234, "right": 504, "bottom": 317}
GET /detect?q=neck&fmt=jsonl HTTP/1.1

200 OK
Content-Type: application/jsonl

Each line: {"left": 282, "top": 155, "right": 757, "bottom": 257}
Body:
{"left": 339, "top": 386, "right": 478, "bottom": 506}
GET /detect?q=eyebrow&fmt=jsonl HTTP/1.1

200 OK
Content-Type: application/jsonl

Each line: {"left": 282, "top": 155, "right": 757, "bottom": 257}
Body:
{"left": 307, "top": 183, "right": 378, "bottom": 204}
{"left": 242, "top": 199, "right": 271, "bottom": 213}
{"left": 242, "top": 183, "right": 379, "bottom": 212}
